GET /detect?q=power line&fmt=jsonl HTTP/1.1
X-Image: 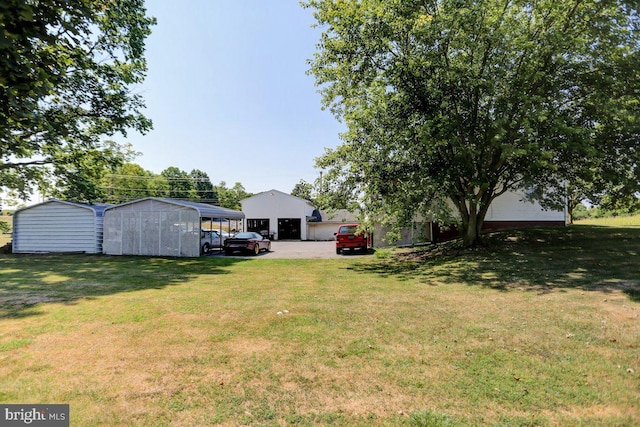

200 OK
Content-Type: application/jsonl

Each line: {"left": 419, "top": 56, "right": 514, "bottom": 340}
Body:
{"left": 104, "top": 174, "right": 213, "bottom": 182}
{"left": 99, "top": 186, "right": 217, "bottom": 192}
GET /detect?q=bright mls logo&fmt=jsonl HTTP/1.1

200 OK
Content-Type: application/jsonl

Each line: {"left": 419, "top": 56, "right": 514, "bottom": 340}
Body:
{"left": 0, "top": 405, "right": 69, "bottom": 426}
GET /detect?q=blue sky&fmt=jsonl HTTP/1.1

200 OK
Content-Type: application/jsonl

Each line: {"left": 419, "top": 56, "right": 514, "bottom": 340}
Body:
{"left": 115, "top": 0, "right": 344, "bottom": 195}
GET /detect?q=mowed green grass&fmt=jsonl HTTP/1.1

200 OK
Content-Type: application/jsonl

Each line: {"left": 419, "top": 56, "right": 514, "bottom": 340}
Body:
{"left": 0, "top": 225, "right": 638, "bottom": 426}
{"left": 0, "top": 214, "right": 11, "bottom": 247}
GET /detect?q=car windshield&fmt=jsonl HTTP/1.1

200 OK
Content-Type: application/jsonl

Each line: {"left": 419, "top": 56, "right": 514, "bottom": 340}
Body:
{"left": 339, "top": 225, "right": 358, "bottom": 234}
{"left": 234, "top": 232, "right": 257, "bottom": 239}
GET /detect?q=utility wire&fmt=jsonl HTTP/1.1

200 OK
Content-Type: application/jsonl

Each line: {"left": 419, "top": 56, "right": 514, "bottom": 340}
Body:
{"left": 104, "top": 174, "right": 213, "bottom": 182}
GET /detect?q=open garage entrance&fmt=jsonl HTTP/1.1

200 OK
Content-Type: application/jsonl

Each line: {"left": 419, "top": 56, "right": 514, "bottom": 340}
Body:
{"left": 247, "top": 218, "right": 269, "bottom": 234}
{"left": 278, "top": 218, "right": 301, "bottom": 240}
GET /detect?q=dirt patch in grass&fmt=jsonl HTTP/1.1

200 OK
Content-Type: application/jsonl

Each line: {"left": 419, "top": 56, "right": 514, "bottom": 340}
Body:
{"left": 0, "top": 295, "right": 67, "bottom": 307}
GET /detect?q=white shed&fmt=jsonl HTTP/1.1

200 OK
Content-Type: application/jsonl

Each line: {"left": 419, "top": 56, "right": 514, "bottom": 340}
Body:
{"left": 241, "top": 190, "right": 316, "bottom": 240}
{"left": 12, "top": 199, "right": 110, "bottom": 254}
{"left": 103, "top": 198, "right": 244, "bottom": 257}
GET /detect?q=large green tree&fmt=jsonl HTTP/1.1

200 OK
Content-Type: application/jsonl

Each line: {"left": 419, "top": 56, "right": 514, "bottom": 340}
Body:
{"left": 161, "top": 167, "right": 197, "bottom": 200}
{"left": 0, "top": 0, "right": 155, "bottom": 202}
{"left": 291, "top": 179, "right": 315, "bottom": 202}
{"left": 101, "top": 162, "right": 168, "bottom": 204}
{"left": 190, "top": 169, "right": 217, "bottom": 203}
{"left": 216, "top": 181, "right": 252, "bottom": 210}
{"left": 305, "top": 0, "right": 640, "bottom": 246}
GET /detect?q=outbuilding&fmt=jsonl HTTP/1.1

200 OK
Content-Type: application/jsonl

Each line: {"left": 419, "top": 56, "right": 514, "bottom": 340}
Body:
{"left": 242, "top": 187, "right": 567, "bottom": 246}
{"left": 241, "top": 190, "right": 317, "bottom": 240}
{"left": 12, "top": 199, "right": 110, "bottom": 254}
{"left": 307, "top": 209, "right": 358, "bottom": 241}
{"left": 102, "top": 198, "right": 244, "bottom": 257}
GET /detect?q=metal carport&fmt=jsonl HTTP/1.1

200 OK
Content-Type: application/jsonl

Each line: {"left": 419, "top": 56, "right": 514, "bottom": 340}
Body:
{"left": 102, "top": 198, "right": 245, "bottom": 257}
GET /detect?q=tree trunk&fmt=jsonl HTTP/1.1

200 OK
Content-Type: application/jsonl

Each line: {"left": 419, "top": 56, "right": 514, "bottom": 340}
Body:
{"left": 567, "top": 199, "right": 576, "bottom": 224}
{"left": 461, "top": 209, "right": 483, "bottom": 247}
{"left": 459, "top": 193, "right": 491, "bottom": 248}
{"left": 460, "top": 200, "right": 482, "bottom": 247}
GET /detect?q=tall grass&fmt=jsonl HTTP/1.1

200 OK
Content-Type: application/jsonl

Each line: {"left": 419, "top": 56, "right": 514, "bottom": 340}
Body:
{"left": 0, "top": 225, "right": 638, "bottom": 426}
{"left": 575, "top": 213, "right": 640, "bottom": 227}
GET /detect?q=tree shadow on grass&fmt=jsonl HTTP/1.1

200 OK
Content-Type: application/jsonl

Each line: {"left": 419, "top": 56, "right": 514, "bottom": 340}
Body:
{"left": 0, "top": 254, "right": 249, "bottom": 319}
{"left": 349, "top": 225, "right": 640, "bottom": 302}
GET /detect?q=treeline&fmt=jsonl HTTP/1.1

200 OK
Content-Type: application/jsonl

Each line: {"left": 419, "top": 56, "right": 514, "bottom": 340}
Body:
{"left": 98, "top": 164, "right": 252, "bottom": 210}
{"left": 572, "top": 198, "right": 640, "bottom": 222}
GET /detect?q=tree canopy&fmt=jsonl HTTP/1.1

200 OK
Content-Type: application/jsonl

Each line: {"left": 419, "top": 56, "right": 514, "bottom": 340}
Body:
{"left": 98, "top": 165, "right": 250, "bottom": 209}
{"left": 216, "top": 182, "right": 252, "bottom": 210}
{"left": 291, "top": 179, "right": 314, "bottom": 202}
{"left": 305, "top": 0, "right": 640, "bottom": 246}
{"left": 0, "top": 0, "right": 156, "bottom": 203}
{"left": 190, "top": 169, "right": 217, "bottom": 203}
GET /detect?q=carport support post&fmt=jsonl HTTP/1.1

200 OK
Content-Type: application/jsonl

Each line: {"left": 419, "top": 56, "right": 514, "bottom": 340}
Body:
{"left": 178, "top": 211, "right": 182, "bottom": 255}
{"left": 219, "top": 218, "right": 223, "bottom": 250}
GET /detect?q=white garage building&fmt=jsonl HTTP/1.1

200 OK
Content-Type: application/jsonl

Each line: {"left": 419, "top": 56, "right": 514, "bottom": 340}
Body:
{"left": 241, "top": 190, "right": 321, "bottom": 240}
{"left": 12, "top": 199, "right": 110, "bottom": 254}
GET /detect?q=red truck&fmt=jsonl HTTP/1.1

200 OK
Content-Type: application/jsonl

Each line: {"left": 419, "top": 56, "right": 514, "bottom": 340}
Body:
{"left": 334, "top": 223, "right": 371, "bottom": 255}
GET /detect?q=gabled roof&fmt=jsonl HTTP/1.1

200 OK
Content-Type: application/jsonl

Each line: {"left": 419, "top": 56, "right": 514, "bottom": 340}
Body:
{"left": 14, "top": 199, "right": 112, "bottom": 217}
{"left": 105, "top": 197, "right": 245, "bottom": 219}
{"left": 241, "top": 189, "right": 315, "bottom": 206}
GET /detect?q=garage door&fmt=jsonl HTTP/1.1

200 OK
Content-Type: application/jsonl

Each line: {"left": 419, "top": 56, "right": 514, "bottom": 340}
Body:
{"left": 278, "top": 218, "right": 301, "bottom": 240}
{"left": 247, "top": 218, "right": 270, "bottom": 234}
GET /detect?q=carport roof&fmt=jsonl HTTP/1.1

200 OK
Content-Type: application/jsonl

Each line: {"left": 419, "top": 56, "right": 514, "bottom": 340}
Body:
{"left": 106, "top": 197, "right": 245, "bottom": 219}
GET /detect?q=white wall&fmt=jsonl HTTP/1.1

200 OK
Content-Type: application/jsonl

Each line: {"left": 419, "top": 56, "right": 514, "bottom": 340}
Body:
{"left": 13, "top": 201, "right": 101, "bottom": 253}
{"left": 308, "top": 223, "right": 340, "bottom": 241}
{"left": 241, "top": 190, "right": 315, "bottom": 240}
{"left": 486, "top": 190, "right": 567, "bottom": 222}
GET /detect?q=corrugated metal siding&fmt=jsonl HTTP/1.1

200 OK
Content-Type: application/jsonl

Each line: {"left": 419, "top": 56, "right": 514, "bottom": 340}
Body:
{"left": 103, "top": 200, "right": 200, "bottom": 257}
{"left": 13, "top": 202, "right": 100, "bottom": 253}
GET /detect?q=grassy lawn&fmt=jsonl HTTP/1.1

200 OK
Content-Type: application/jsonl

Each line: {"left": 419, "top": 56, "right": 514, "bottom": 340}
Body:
{"left": 0, "top": 225, "right": 638, "bottom": 426}
{"left": 0, "top": 214, "right": 11, "bottom": 247}
{"left": 575, "top": 213, "right": 640, "bottom": 227}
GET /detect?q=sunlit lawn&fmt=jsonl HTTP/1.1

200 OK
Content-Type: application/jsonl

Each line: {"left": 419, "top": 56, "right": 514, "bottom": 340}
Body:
{"left": 575, "top": 213, "right": 640, "bottom": 227}
{"left": 0, "top": 225, "right": 638, "bottom": 426}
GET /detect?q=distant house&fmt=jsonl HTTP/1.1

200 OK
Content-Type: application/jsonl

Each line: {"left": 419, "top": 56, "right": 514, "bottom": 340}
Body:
{"left": 103, "top": 198, "right": 244, "bottom": 257}
{"left": 12, "top": 199, "right": 110, "bottom": 254}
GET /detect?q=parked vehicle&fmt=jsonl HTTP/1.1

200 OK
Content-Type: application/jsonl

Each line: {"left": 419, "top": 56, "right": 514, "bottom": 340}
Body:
{"left": 217, "top": 230, "right": 235, "bottom": 239}
{"left": 224, "top": 231, "right": 271, "bottom": 256}
{"left": 201, "top": 230, "right": 224, "bottom": 254}
{"left": 334, "top": 223, "right": 370, "bottom": 254}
